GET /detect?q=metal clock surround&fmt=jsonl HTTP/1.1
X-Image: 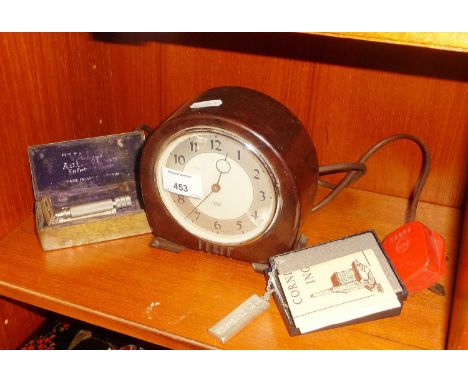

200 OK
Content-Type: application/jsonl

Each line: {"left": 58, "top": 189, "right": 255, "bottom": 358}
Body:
{"left": 140, "top": 86, "right": 319, "bottom": 263}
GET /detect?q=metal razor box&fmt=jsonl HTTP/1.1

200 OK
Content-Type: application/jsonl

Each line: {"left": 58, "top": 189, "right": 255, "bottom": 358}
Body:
{"left": 28, "top": 131, "right": 151, "bottom": 250}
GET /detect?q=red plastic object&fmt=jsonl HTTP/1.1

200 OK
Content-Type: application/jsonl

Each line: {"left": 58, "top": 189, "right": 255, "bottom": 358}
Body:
{"left": 383, "top": 221, "right": 445, "bottom": 294}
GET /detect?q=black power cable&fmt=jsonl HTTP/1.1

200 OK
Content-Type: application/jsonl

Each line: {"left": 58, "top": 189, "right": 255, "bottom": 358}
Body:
{"left": 312, "top": 134, "right": 431, "bottom": 223}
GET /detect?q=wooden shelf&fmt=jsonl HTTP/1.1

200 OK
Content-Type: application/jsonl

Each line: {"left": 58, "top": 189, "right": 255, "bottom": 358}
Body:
{"left": 0, "top": 188, "right": 462, "bottom": 349}
{"left": 315, "top": 32, "right": 468, "bottom": 53}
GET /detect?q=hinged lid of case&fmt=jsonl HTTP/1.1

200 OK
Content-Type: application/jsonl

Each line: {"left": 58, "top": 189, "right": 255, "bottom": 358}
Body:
{"left": 28, "top": 131, "right": 145, "bottom": 209}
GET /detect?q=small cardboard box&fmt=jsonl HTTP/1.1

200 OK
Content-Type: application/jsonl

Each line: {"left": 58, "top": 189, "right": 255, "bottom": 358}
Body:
{"left": 28, "top": 131, "right": 151, "bottom": 250}
{"left": 268, "top": 231, "right": 407, "bottom": 336}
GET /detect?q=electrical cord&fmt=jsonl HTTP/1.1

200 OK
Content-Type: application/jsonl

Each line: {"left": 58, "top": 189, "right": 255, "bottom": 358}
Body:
{"left": 312, "top": 134, "right": 431, "bottom": 223}
{"left": 318, "top": 163, "right": 368, "bottom": 189}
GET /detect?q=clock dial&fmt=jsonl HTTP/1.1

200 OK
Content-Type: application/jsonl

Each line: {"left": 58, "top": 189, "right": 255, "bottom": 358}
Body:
{"left": 154, "top": 127, "right": 278, "bottom": 245}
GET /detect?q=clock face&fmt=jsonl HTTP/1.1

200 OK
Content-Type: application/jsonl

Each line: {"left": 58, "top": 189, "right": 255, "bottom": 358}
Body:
{"left": 154, "top": 127, "right": 279, "bottom": 245}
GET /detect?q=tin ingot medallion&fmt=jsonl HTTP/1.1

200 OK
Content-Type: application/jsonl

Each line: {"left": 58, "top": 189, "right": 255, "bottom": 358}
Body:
{"left": 208, "top": 294, "right": 270, "bottom": 344}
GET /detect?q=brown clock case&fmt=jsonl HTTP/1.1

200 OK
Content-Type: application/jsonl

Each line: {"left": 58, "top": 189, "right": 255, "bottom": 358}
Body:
{"left": 140, "top": 86, "right": 318, "bottom": 263}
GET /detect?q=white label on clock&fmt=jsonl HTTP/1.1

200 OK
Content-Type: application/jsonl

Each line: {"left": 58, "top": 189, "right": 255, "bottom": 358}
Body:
{"left": 161, "top": 166, "right": 203, "bottom": 199}
{"left": 190, "top": 99, "right": 223, "bottom": 109}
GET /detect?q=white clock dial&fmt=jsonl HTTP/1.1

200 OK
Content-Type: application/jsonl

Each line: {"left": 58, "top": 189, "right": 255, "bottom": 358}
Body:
{"left": 154, "top": 127, "right": 278, "bottom": 245}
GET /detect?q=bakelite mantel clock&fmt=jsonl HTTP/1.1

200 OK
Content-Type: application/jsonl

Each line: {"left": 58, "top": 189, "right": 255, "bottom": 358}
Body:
{"left": 140, "top": 86, "right": 318, "bottom": 263}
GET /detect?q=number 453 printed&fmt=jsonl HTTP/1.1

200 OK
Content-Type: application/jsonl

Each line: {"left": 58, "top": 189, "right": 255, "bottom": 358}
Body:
{"left": 161, "top": 167, "right": 203, "bottom": 199}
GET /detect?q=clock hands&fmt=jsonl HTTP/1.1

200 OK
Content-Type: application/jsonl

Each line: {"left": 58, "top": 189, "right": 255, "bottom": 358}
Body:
{"left": 185, "top": 153, "right": 230, "bottom": 219}
{"left": 186, "top": 189, "right": 215, "bottom": 219}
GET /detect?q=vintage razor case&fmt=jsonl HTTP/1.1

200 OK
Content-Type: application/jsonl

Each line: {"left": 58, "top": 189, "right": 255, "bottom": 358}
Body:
{"left": 268, "top": 231, "right": 408, "bottom": 336}
{"left": 28, "top": 131, "right": 151, "bottom": 250}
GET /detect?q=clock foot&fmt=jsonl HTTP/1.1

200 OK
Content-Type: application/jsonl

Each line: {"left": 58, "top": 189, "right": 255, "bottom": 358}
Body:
{"left": 293, "top": 233, "right": 309, "bottom": 250}
{"left": 251, "top": 263, "right": 269, "bottom": 273}
{"left": 149, "top": 236, "right": 185, "bottom": 253}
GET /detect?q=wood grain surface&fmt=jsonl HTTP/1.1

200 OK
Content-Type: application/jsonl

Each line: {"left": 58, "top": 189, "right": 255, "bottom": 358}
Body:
{"left": 0, "top": 188, "right": 461, "bottom": 349}
{"left": 0, "top": 32, "right": 467, "bottom": 348}
{"left": 448, "top": 197, "right": 468, "bottom": 349}
{"left": 0, "top": 298, "right": 45, "bottom": 349}
{"left": 317, "top": 32, "right": 468, "bottom": 53}
{"left": 0, "top": 33, "right": 119, "bottom": 240}
{"left": 1, "top": 32, "right": 467, "bottom": 240}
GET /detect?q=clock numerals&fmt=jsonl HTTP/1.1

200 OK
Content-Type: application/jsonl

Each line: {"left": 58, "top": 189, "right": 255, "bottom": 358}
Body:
{"left": 210, "top": 139, "right": 222, "bottom": 151}
{"left": 190, "top": 141, "right": 198, "bottom": 152}
{"left": 251, "top": 210, "right": 258, "bottom": 220}
{"left": 173, "top": 154, "right": 186, "bottom": 165}
{"left": 193, "top": 210, "right": 200, "bottom": 221}
{"left": 237, "top": 150, "right": 241, "bottom": 160}
{"left": 259, "top": 191, "right": 266, "bottom": 201}
{"left": 214, "top": 220, "right": 221, "bottom": 231}
{"left": 177, "top": 194, "right": 185, "bottom": 204}
{"left": 253, "top": 169, "right": 260, "bottom": 180}
{"left": 236, "top": 220, "right": 242, "bottom": 230}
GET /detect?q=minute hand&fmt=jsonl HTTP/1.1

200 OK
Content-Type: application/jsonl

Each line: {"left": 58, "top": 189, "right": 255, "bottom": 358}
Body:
{"left": 185, "top": 189, "right": 214, "bottom": 218}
